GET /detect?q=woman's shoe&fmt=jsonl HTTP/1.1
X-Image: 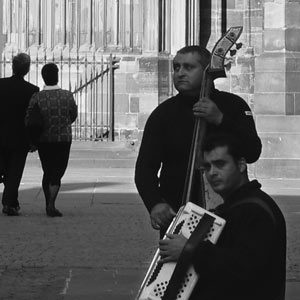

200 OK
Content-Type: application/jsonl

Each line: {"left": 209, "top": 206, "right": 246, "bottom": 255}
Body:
{"left": 46, "top": 207, "right": 63, "bottom": 217}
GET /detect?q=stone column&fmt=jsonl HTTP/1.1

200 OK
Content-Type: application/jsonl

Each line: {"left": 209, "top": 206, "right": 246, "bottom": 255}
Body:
{"left": 135, "top": 0, "right": 159, "bottom": 143}
{"left": 254, "top": 0, "right": 300, "bottom": 179}
{"left": 142, "top": 0, "right": 159, "bottom": 53}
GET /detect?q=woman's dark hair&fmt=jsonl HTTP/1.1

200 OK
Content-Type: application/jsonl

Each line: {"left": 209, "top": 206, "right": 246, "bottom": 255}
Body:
{"left": 41, "top": 63, "right": 59, "bottom": 86}
{"left": 202, "top": 133, "right": 244, "bottom": 162}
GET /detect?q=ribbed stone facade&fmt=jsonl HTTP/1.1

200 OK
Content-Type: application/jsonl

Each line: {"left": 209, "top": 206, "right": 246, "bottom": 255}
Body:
{"left": 1, "top": 0, "right": 300, "bottom": 178}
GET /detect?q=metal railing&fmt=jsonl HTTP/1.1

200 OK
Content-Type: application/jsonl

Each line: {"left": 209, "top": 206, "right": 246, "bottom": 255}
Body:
{"left": 1, "top": 49, "right": 119, "bottom": 141}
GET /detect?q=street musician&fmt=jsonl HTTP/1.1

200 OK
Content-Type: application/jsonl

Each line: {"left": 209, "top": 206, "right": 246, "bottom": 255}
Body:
{"left": 135, "top": 45, "right": 262, "bottom": 236}
{"left": 159, "top": 133, "right": 286, "bottom": 300}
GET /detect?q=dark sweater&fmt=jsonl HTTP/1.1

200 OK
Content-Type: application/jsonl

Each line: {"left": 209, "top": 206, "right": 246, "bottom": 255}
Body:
{"left": 190, "top": 180, "right": 286, "bottom": 300}
{"left": 135, "top": 90, "right": 262, "bottom": 213}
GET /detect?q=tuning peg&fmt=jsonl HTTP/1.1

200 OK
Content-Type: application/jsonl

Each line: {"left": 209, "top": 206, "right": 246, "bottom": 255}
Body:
{"left": 224, "top": 57, "right": 233, "bottom": 71}
{"left": 230, "top": 49, "right": 237, "bottom": 56}
{"left": 236, "top": 42, "right": 243, "bottom": 49}
{"left": 224, "top": 61, "right": 232, "bottom": 71}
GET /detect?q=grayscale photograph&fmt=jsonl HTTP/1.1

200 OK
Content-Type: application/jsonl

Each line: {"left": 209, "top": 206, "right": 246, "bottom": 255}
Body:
{"left": 0, "top": 1, "right": 298, "bottom": 300}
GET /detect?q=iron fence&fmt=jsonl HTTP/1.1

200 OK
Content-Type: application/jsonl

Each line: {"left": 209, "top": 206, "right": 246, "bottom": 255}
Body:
{"left": 1, "top": 49, "right": 119, "bottom": 141}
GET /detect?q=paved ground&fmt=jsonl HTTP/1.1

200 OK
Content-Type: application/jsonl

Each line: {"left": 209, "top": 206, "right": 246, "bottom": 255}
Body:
{"left": 0, "top": 142, "right": 299, "bottom": 299}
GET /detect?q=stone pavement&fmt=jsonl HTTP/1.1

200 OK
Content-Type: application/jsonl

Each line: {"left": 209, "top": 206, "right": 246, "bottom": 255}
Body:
{"left": 0, "top": 141, "right": 299, "bottom": 299}
{"left": 0, "top": 167, "right": 156, "bottom": 299}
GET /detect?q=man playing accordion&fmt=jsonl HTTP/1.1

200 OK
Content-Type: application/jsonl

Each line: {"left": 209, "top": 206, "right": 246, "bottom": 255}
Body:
{"left": 159, "top": 133, "right": 286, "bottom": 300}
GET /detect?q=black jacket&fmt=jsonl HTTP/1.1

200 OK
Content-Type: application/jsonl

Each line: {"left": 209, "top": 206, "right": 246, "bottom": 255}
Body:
{"left": 135, "top": 90, "right": 262, "bottom": 213}
{"left": 190, "top": 180, "right": 286, "bottom": 300}
{"left": 0, "top": 75, "right": 39, "bottom": 149}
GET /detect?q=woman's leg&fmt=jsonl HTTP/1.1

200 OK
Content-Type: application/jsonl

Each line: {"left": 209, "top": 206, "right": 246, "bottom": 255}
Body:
{"left": 42, "top": 175, "right": 50, "bottom": 207}
{"left": 47, "top": 182, "right": 60, "bottom": 210}
{"left": 39, "top": 142, "right": 71, "bottom": 216}
{"left": 45, "top": 182, "right": 62, "bottom": 216}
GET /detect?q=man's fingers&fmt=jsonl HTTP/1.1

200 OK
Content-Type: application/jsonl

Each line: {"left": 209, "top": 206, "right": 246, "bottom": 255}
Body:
{"left": 158, "top": 256, "right": 172, "bottom": 264}
{"left": 165, "top": 233, "right": 176, "bottom": 239}
{"left": 169, "top": 208, "right": 176, "bottom": 217}
{"left": 151, "top": 218, "right": 161, "bottom": 230}
{"left": 159, "top": 258, "right": 167, "bottom": 264}
{"left": 153, "top": 224, "right": 160, "bottom": 230}
{"left": 150, "top": 203, "right": 176, "bottom": 230}
{"left": 151, "top": 214, "right": 165, "bottom": 229}
{"left": 159, "top": 249, "right": 170, "bottom": 260}
{"left": 153, "top": 215, "right": 173, "bottom": 229}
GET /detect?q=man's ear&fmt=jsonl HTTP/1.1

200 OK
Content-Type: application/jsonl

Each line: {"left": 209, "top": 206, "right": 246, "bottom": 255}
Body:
{"left": 238, "top": 157, "right": 247, "bottom": 173}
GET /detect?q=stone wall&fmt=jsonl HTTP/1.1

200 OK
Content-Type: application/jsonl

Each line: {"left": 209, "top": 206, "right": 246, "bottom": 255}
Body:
{"left": 254, "top": 0, "right": 300, "bottom": 179}
{"left": 110, "top": 0, "right": 300, "bottom": 180}
{"left": 113, "top": 54, "right": 172, "bottom": 150}
{"left": 206, "top": 0, "right": 300, "bottom": 179}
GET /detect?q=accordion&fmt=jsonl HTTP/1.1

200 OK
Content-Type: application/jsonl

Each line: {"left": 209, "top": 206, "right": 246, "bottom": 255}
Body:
{"left": 136, "top": 202, "right": 226, "bottom": 300}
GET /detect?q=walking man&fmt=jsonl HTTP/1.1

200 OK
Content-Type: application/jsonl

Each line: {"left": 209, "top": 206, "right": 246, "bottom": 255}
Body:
{"left": 0, "top": 53, "right": 39, "bottom": 216}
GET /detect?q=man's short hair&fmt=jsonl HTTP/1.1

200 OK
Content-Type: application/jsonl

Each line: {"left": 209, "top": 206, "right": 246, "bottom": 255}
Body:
{"left": 202, "top": 133, "right": 244, "bottom": 162}
{"left": 176, "top": 45, "right": 211, "bottom": 69}
{"left": 12, "top": 53, "right": 31, "bottom": 77}
{"left": 41, "top": 63, "right": 59, "bottom": 86}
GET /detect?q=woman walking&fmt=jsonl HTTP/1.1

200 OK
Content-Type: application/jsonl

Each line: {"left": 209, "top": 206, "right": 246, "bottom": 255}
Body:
{"left": 26, "top": 63, "right": 77, "bottom": 216}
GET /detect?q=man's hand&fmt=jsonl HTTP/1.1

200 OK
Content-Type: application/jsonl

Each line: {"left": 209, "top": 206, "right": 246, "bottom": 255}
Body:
{"left": 159, "top": 233, "right": 187, "bottom": 263}
{"left": 150, "top": 203, "right": 176, "bottom": 230}
{"left": 192, "top": 97, "right": 223, "bottom": 125}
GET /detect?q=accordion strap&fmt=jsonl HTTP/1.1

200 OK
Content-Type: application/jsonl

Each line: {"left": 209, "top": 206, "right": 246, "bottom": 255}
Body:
{"left": 162, "top": 213, "right": 215, "bottom": 300}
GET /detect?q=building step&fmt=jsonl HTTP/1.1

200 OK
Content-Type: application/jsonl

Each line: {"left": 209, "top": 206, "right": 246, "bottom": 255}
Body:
{"left": 26, "top": 141, "right": 138, "bottom": 168}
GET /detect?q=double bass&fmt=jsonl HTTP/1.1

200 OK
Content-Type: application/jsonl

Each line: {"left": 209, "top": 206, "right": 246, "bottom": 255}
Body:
{"left": 135, "top": 26, "right": 243, "bottom": 300}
